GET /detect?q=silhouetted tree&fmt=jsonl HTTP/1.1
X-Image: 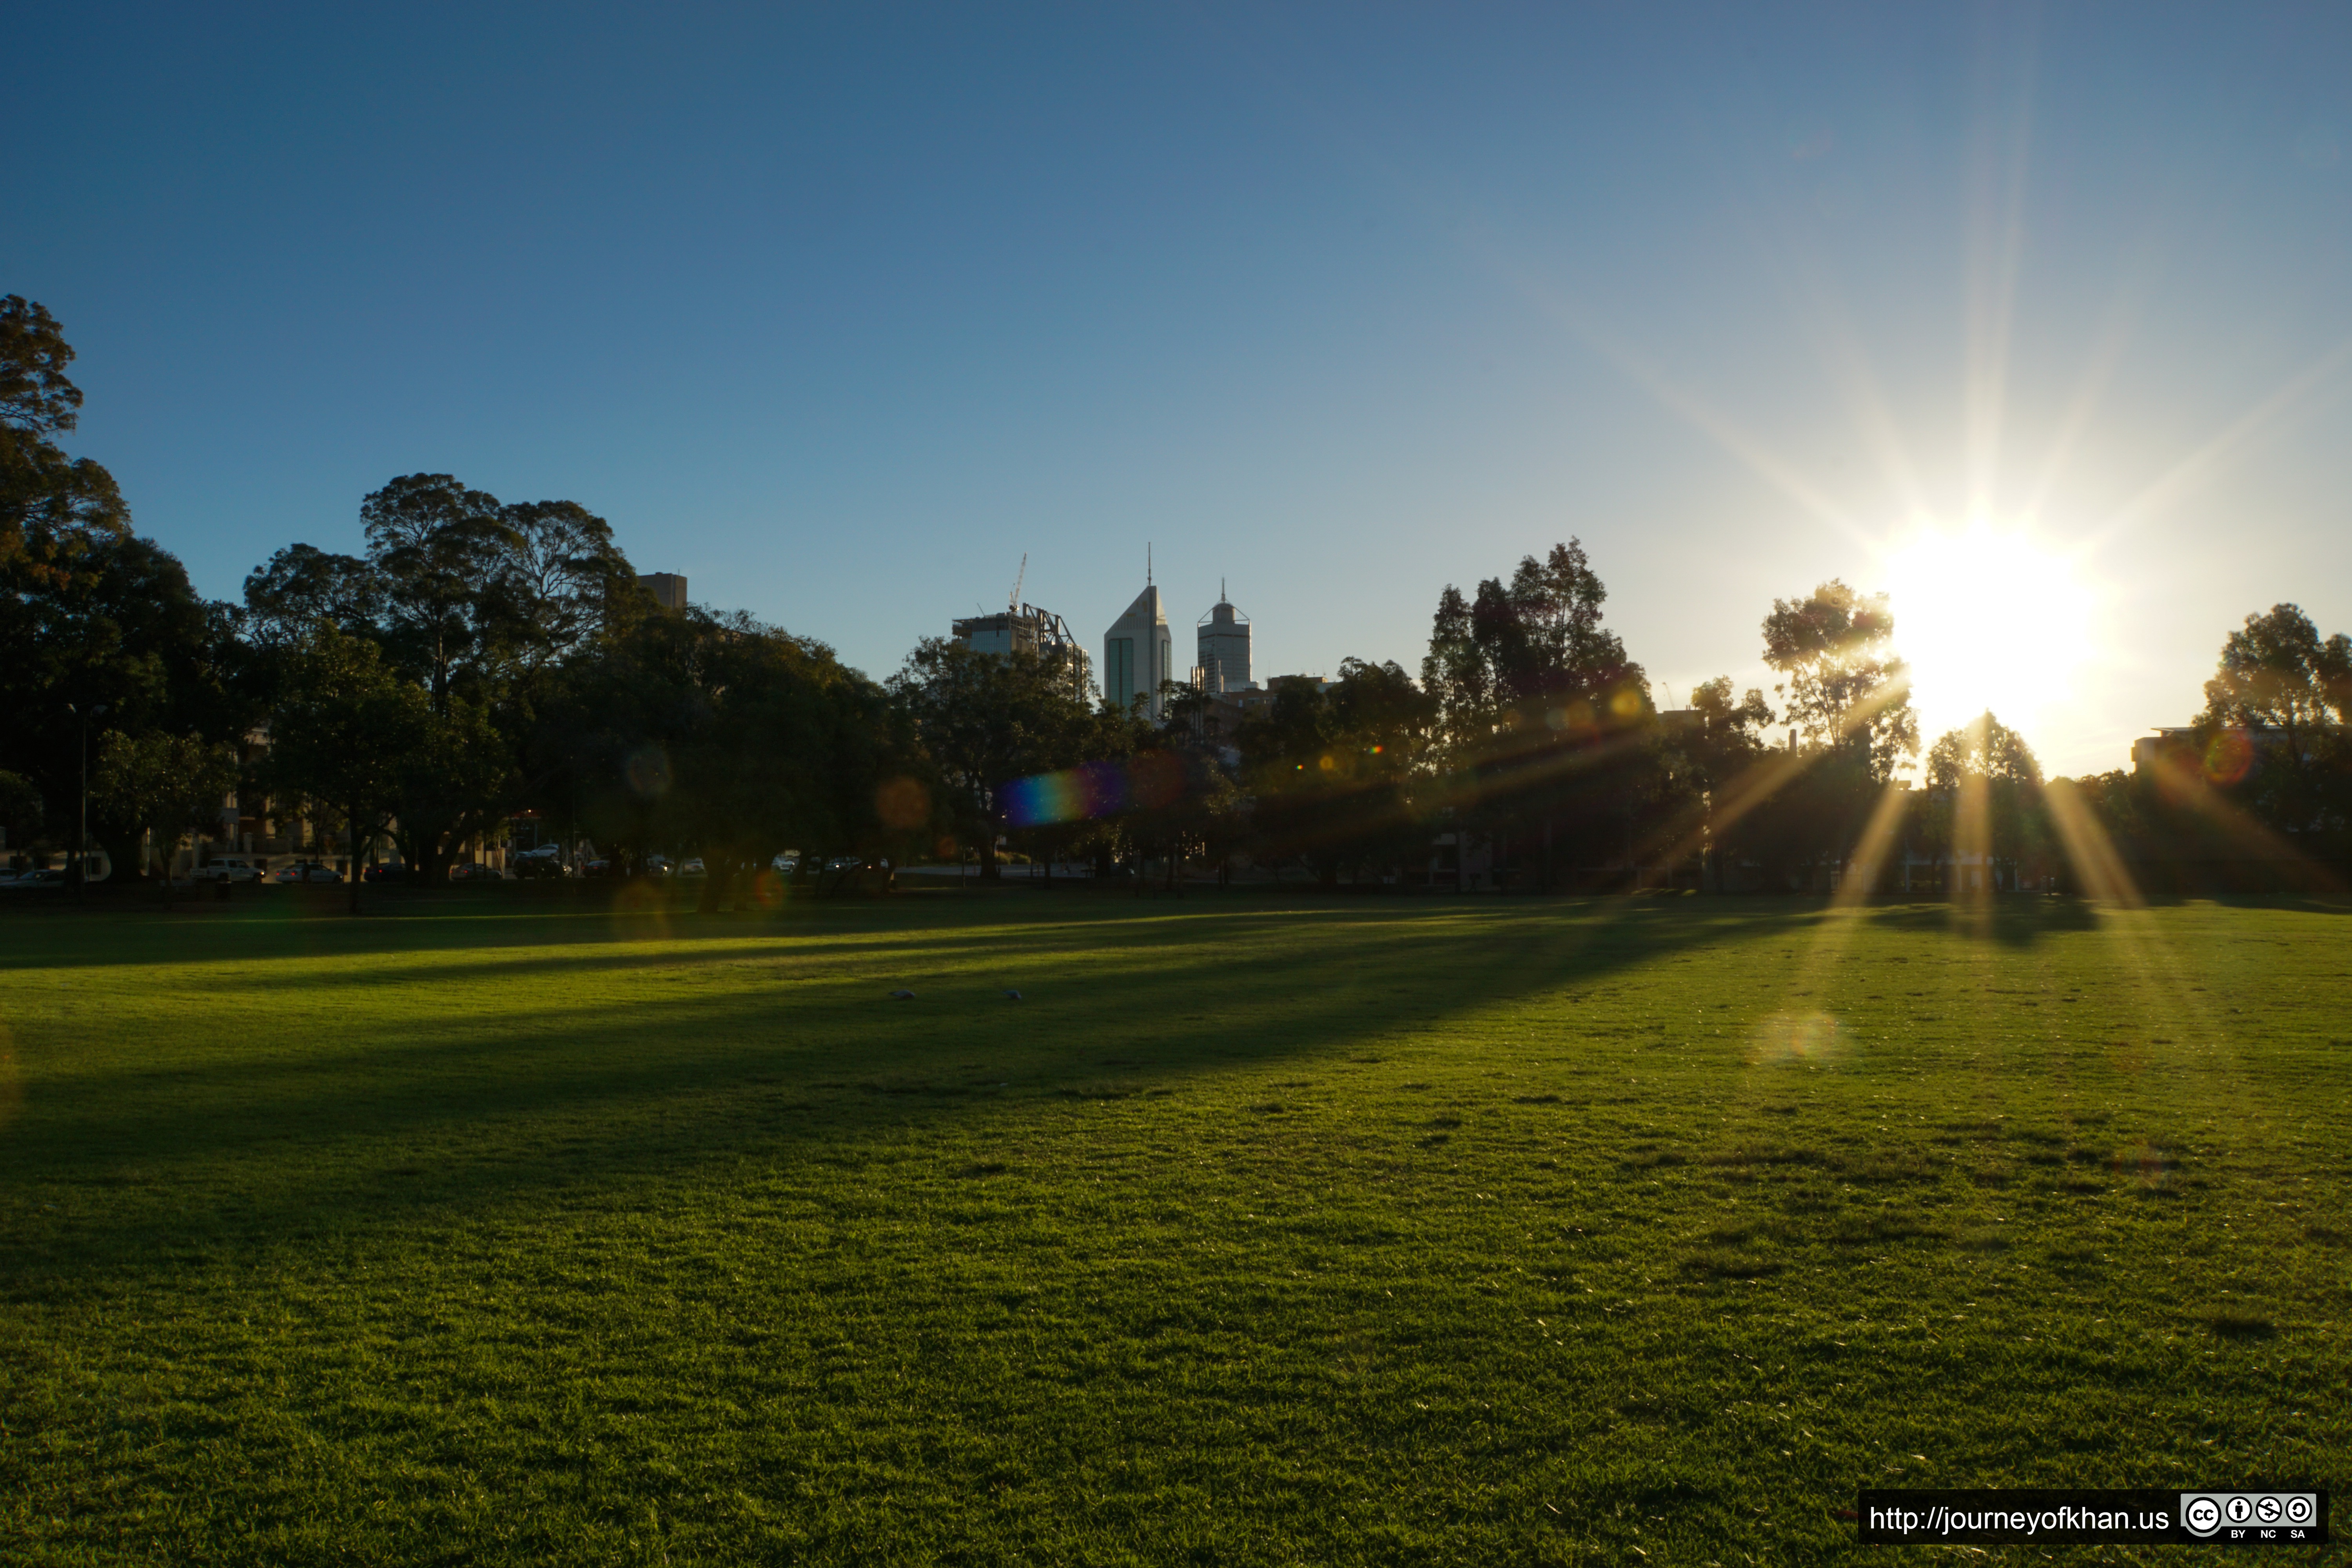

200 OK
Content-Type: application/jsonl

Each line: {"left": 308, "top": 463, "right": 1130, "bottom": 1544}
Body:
{"left": 361, "top": 473, "right": 514, "bottom": 713}
{"left": 1422, "top": 540, "right": 1652, "bottom": 887}
{"left": 891, "top": 638, "right": 1096, "bottom": 880}
{"left": 2198, "top": 603, "right": 2351, "bottom": 844}
{"left": 1233, "top": 661, "right": 1435, "bottom": 885}
{"left": 1750, "top": 580, "right": 1918, "bottom": 887}
{"left": 242, "top": 544, "right": 387, "bottom": 651}
{"left": 1654, "top": 676, "right": 1775, "bottom": 890}
{"left": 1922, "top": 713, "right": 2045, "bottom": 892}
{"left": 1, "top": 295, "right": 130, "bottom": 576}
{"left": 1761, "top": 579, "right": 1917, "bottom": 779}
{"left": 268, "top": 626, "right": 431, "bottom": 913}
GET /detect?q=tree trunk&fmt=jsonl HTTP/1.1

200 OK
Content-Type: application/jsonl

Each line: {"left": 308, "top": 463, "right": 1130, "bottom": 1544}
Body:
{"left": 347, "top": 807, "right": 363, "bottom": 915}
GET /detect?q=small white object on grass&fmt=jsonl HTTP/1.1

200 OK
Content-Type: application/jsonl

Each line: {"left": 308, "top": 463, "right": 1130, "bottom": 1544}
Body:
{"left": 889, "top": 989, "right": 916, "bottom": 1000}
{"left": 1004, "top": 989, "right": 1023, "bottom": 1001}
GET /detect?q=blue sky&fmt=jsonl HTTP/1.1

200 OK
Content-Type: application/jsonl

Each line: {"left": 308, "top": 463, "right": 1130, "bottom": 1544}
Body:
{"left": 10, "top": 4, "right": 2350, "bottom": 775}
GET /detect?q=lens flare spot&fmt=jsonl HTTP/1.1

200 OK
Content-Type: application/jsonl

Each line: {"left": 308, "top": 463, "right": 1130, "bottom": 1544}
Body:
{"left": 876, "top": 775, "right": 929, "bottom": 829}
{"left": 625, "top": 746, "right": 672, "bottom": 797}
{"left": 1745, "top": 1011, "right": 1843, "bottom": 1065}
{"left": 1001, "top": 752, "right": 1187, "bottom": 828}
{"left": 608, "top": 874, "right": 671, "bottom": 937}
{"left": 2114, "top": 1143, "right": 2174, "bottom": 1190}
{"left": 2202, "top": 730, "right": 2255, "bottom": 786}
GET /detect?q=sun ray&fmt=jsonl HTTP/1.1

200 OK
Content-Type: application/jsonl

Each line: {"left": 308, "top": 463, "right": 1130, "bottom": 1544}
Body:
{"left": 2086, "top": 328, "right": 2352, "bottom": 553}
{"left": 2040, "top": 778, "right": 2143, "bottom": 908}
{"left": 1961, "top": 10, "right": 2041, "bottom": 517}
{"left": 1834, "top": 780, "right": 1918, "bottom": 910}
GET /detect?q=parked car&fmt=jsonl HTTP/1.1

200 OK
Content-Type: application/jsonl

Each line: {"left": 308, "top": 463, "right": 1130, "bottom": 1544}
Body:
{"left": 448, "top": 862, "right": 505, "bottom": 882}
{"left": 512, "top": 855, "right": 567, "bottom": 880}
{"left": 642, "top": 856, "right": 674, "bottom": 877}
{"left": 362, "top": 863, "right": 408, "bottom": 882}
{"left": 0, "top": 867, "right": 68, "bottom": 891}
{"left": 678, "top": 857, "right": 706, "bottom": 877}
{"left": 201, "top": 855, "right": 266, "bottom": 884}
{"left": 273, "top": 862, "right": 343, "bottom": 884}
{"left": 582, "top": 858, "right": 612, "bottom": 877}
{"left": 771, "top": 853, "right": 800, "bottom": 876}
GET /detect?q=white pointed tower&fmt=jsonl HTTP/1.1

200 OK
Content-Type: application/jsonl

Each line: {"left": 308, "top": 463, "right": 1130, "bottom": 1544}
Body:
{"left": 1102, "top": 556, "right": 1173, "bottom": 718}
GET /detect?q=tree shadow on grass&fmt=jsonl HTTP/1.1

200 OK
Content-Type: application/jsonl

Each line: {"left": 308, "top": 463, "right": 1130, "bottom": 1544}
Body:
{"left": 1856, "top": 895, "right": 2103, "bottom": 948}
{"left": 0, "top": 897, "right": 1808, "bottom": 1288}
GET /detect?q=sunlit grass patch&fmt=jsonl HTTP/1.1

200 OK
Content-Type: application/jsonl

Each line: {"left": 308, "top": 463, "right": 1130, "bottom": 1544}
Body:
{"left": 0, "top": 890, "right": 2346, "bottom": 1563}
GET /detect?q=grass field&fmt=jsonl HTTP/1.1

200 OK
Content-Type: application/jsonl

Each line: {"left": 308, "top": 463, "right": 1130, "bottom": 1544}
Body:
{"left": 2, "top": 887, "right": 2346, "bottom": 1564}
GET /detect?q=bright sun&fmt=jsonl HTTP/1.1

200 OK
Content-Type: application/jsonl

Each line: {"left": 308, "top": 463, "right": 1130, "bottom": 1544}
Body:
{"left": 1880, "top": 520, "right": 2099, "bottom": 764}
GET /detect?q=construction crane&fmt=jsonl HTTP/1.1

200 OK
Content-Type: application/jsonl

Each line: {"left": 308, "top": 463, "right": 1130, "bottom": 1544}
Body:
{"left": 1009, "top": 552, "right": 1027, "bottom": 615}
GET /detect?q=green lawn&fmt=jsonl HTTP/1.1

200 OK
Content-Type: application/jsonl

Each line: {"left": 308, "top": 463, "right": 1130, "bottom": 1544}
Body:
{"left": 2, "top": 888, "right": 2345, "bottom": 1564}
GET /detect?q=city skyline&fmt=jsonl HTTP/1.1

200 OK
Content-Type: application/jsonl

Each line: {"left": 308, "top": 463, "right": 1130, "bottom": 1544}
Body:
{"left": 9, "top": 5, "right": 2350, "bottom": 777}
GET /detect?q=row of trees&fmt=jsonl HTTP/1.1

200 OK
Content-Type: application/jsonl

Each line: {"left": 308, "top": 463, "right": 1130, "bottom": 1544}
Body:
{"left": 7, "top": 291, "right": 2349, "bottom": 904}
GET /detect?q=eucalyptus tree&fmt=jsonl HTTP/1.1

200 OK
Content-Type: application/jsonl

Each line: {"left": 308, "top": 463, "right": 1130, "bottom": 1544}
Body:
{"left": 3, "top": 299, "right": 259, "bottom": 887}
{"left": 891, "top": 637, "right": 1095, "bottom": 880}
{"left": 485, "top": 499, "right": 641, "bottom": 676}
{"left": 1922, "top": 713, "right": 2045, "bottom": 892}
{"left": 361, "top": 473, "right": 515, "bottom": 713}
{"left": 1420, "top": 539, "right": 1653, "bottom": 885}
{"left": 1653, "top": 675, "right": 1776, "bottom": 890}
{"left": 2198, "top": 603, "right": 2351, "bottom": 841}
{"left": 1760, "top": 579, "right": 1917, "bottom": 779}
{"left": 539, "top": 606, "right": 911, "bottom": 901}
{"left": 267, "top": 626, "right": 432, "bottom": 913}
{"left": 241, "top": 543, "right": 385, "bottom": 651}
{"left": 1746, "top": 580, "right": 1919, "bottom": 886}
{"left": 1233, "top": 660, "right": 1434, "bottom": 885}
{"left": 1, "top": 294, "right": 129, "bottom": 572}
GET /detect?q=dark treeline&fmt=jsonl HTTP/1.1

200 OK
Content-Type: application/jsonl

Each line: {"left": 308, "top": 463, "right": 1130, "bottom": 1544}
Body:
{"left": 7, "top": 295, "right": 2350, "bottom": 902}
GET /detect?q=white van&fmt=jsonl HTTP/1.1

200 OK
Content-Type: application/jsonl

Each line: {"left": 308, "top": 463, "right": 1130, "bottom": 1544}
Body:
{"left": 203, "top": 855, "right": 266, "bottom": 884}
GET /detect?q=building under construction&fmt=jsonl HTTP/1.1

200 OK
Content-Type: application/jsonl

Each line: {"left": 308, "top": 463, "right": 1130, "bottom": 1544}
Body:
{"left": 952, "top": 603, "right": 1092, "bottom": 700}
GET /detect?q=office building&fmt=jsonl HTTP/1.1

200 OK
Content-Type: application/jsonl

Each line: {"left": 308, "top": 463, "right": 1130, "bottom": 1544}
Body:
{"left": 1196, "top": 585, "right": 1253, "bottom": 693}
{"left": 1103, "top": 581, "right": 1174, "bottom": 719}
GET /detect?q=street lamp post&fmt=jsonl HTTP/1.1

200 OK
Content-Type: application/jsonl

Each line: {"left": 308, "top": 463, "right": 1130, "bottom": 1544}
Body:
{"left": 69, "top": 702, "right": 107, "bottom": 900}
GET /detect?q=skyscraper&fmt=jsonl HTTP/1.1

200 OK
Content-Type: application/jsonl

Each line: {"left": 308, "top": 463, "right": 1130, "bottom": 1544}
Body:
{"left": 1102, "top": 581, "right": 1172, "bottom": 719}
{"left": 1196, "top": 583, "right": 1252, "bottom": 693}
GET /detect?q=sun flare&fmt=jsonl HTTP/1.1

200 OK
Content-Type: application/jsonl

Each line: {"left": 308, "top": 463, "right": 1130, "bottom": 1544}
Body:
{"left": 1880, "top": 520, "right": 2100, "bottom": 765}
